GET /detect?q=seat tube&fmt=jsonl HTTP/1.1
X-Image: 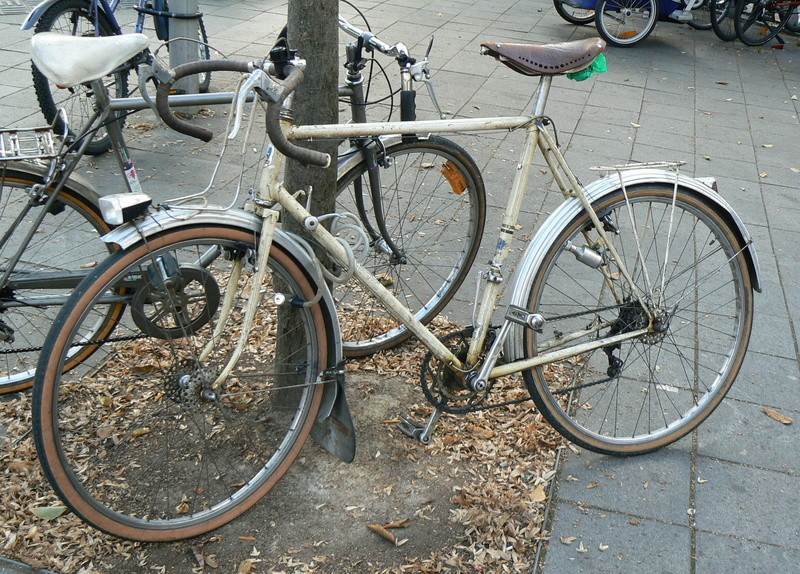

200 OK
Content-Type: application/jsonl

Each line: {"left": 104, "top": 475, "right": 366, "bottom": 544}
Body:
{"left": 93, "top": 79, "right": 143, "bottom": 194}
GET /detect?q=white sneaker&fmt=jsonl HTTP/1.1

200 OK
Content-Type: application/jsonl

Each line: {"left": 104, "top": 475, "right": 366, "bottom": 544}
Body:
{"left": 670, "top": 9, "right": 694, "bottom": 20}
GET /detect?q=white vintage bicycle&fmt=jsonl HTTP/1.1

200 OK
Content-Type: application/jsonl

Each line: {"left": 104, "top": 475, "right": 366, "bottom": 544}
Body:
{"left": 32, "top": 33, "right": 760, "bottom": 541}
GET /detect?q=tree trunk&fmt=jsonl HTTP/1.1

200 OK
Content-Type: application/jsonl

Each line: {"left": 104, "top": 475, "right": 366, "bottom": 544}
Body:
{"left": 275, "top": 0, "right": 338, "bottom": 403}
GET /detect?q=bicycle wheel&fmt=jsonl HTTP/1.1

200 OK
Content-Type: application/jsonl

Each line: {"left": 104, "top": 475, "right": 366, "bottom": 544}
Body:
{"left": 335, "top": 136, "right": 485, "bottom": 357}
{"left": 521, "top": 183, "right": 753, "bottom": 455}
{"left": 734, "top": 0, "right": 789, "bottom": 45}
{"left": 710, "top": 0, "right": 738, "bottom": 40}
{"left": 687, "top": 0, "right": 713, "bottom": 28}
{"left": 33, "top": 224, "right": 328, "bottom": 540}
{"left": 32, "top": 0, "right": 129, "bottom": 156}
{"left": 595, "top": 0, "right": 659, "bottom": 46}
{"left": 554, "top": 0, "right": 597, "bottom": 24}
{"left": 0, "top": 163, "right": 117, "bottom": 394}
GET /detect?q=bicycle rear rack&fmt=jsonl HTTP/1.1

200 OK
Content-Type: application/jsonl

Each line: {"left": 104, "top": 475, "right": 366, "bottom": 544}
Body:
{"left": 0, "top": 126, "right": 58, "bottom": 162}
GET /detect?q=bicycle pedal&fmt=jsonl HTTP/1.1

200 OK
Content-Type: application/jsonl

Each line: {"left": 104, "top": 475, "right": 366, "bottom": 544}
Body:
{"left": 398, "top": 416, "right": 425, "bottom": 440}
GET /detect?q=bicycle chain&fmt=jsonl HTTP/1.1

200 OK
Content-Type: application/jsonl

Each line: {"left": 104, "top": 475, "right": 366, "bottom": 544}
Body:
{"left": 0, "top": 333, "right": 148, "bottom": 355}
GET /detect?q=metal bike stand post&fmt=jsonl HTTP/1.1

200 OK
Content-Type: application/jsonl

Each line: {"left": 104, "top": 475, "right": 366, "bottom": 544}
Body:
{"left": 169, "top": 0, "right": 200, "bottom": 102}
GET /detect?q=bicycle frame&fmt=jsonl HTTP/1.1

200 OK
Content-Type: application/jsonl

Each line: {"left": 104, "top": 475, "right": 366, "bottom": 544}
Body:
{"left": 261, "top": 75, "right": 651, "bottom": 390}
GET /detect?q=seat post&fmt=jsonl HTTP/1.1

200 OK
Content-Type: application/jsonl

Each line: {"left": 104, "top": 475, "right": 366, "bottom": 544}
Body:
{"left": 532, "top": 75, "right": 552, "bottom": 116}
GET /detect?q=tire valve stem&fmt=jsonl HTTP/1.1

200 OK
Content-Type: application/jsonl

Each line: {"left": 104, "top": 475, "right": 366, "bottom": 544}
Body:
{"left": 563, "top": 240, "right": 603, "bottom": 269}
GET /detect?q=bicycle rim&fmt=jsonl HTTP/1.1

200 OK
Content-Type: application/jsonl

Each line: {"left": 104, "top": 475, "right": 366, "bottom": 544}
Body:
{"left": 335, "top": 136, "right": 485, "bottom": 356}
{"left": 595, "top": 0, "right": 659, "bottom": 46}
{"left": 0, "top": 166, "right": 115, "bottom": 394}
{"left": 33, "top": 225, "right": 327, "bottom": 540}
{"left": 523, "top": 184, "right": 752, "bottom": 455}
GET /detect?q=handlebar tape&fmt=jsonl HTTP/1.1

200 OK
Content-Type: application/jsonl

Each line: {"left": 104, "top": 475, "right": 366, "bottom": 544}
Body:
{"left": 265, "top": 65, "right": 330, "bottom": 168}
{"left": 155, "top": 59, "right": 252, "bottom": 142}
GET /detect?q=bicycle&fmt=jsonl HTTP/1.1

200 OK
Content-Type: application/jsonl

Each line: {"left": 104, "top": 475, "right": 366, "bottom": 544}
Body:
{"left": 7, "top": 16, "right": 480, "bottom": 374}
{"left": 732, "top": 0, "right": 800, "bottom": 45}
{"left": 32, "top": 33, "right": 760, "bottom": 541}
{"left": 22, "top": 0, "right": 212, "bottom": 155}
{"left": 553, "top": 0, "right": 714, "bottom": 46}
{"left": 710, "top": 0, "right": 739, "bottom": 39}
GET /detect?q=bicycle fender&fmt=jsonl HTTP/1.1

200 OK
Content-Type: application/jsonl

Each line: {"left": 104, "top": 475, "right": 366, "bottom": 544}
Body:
{"left": 7, "top": 160, "right": 102, "bottom": 206}
{"left": 503, "top": 168, "right": 762, "bottom": 362}
{"left": 102, "top": 207, "right": 357, "bottom": 462}
{"left": 21, "top": 0, "right": 62, "bottom": 29}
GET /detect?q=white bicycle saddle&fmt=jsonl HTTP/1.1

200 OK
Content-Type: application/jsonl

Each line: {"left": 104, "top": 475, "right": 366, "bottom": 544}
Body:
{"left": 30, "top": 32, "right": 149, "bottom": 88}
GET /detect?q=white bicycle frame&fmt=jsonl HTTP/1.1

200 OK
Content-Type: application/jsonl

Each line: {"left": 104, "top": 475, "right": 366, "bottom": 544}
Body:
{"left": 253, "top": 74, "right": 653, "bottom": 390}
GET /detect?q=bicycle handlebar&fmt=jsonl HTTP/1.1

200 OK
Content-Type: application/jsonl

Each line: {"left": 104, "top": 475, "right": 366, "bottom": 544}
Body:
{"left": 155, "top": 59, "right": 330, "bottom": 168}
{"left": 337, "top": 16, "right": 411, "bottom": 63}
{"left": 155, "top": 59, "right": 251, "bottom": 142}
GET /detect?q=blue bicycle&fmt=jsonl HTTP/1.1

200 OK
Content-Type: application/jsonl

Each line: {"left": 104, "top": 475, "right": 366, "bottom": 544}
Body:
{"left": 23, "top": 0, "right": 211, "bottom": 155}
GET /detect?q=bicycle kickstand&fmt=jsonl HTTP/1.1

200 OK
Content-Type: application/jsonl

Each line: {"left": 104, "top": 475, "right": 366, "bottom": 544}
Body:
{"left": 398, "top": 408, "right": 443, "bottom": 445}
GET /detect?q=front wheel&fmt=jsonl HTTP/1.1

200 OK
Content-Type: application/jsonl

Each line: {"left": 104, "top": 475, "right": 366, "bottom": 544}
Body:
{"left": 554, "top": 0, "right": 597, "bottom": 24}
{"left": 33, "top": 225, "right": 328, "bottom": 540}
{"left": 522, "top": 183, "right": 753, "bottom": 455}
{"left": 595, "top": 0, "right": 659, "bottom": 46}
{"left": 334, "top": 136, "right": 486, "bottom": 357}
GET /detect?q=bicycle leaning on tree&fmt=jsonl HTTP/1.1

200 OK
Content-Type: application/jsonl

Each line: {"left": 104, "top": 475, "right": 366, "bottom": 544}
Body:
{"left": 31, "top": 31, "right": 760, "bottom": 542}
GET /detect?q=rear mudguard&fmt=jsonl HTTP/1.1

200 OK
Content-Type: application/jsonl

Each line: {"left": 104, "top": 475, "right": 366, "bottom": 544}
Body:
{"left": 102, "top": 206, "right": 356, "bottom": 462}
{"left": 503, "top": 168, "right": 762, "bottom": 362}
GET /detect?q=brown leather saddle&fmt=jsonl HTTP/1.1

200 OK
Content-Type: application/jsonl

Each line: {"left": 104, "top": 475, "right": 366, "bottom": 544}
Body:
{"left": 480, "top": 38, "right": 606, "bottom": 76}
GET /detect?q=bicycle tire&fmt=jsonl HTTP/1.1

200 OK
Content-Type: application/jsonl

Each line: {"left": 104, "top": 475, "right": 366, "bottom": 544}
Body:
{"left": 687, "top": 0, "right": 714, "bottom": 29}
{"left": 33, "top": 224, "right": 327, "bottom": 541}
{"left": 553, "top": 0, "right": 596, "bottom": 24}
{"left": 0, "top": 163, "right": 118, "bottom": 394}
{"left": 335, "top": 136, "right": 485, "bottom": 357}
{"left": 521, "top": 183, "right": 753, "bottom": 455}
{"left": 710, "top": 0, "right": 738, "bottom": 40}
{"left": 32, "top": 0, "right": 129, "bottom": 156}
{"left": 594, "top": 0, "right": 659, "bottom": 46}
{"left": 734, "top": 0, "right": 789, "bottom": 45}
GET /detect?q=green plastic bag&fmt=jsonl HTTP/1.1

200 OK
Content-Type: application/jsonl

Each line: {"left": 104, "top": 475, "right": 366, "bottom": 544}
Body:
{"left": 567, "top": 53, "right": 608, "bottom": 81}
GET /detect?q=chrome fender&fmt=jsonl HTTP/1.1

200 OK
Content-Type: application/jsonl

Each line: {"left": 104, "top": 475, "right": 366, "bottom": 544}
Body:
{"left": 102, "top": 207, "right": 356, "bottom": 462}
{"left": 9, "top": 160, "right": 101, "bottom": 205}
{"left": 21, "top": 0, "right": 62, "bottom": 29}
{"left": 503, "top": 168, "right": 762, "bottom": 362}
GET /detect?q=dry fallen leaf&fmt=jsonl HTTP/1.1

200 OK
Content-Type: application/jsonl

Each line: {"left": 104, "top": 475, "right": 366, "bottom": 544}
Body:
{"left": 367, "top": 523, "right": 397, "bottom": 545}
{"left": 763, "top": 407, "right": 793, "bottom": 425}
{"left": 384, "top": 518, "right": 411, "bottom": 529}
{"left": 530, "top": 485, "right": 547, "bottom": 503}
{"left": 560, "top": 536, "right": 577, "bottom": 545}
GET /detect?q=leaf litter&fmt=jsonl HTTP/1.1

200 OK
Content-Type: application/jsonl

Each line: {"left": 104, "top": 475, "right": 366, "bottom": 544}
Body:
{"left": 0, "top": 314, "right": 566, "bottom": 572}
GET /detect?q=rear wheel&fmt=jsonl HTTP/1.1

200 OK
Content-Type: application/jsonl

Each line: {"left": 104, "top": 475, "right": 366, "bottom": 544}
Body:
{"left": 595, "top": 0, "right": 659, "bottom": 46}
{"left": 0, "top": 164, "right": 116, "bottom": 394}
{"left": 522, "top": 184, "right": 753, "bottom": 455}
{"left": 734, "top": 0, "right": 789, "bottom": 45}
{"left": 33, "top": 225, "right": 328, "bottom": 540}
{"left": 32, "top": 0, "right": 129, "bottom": 156}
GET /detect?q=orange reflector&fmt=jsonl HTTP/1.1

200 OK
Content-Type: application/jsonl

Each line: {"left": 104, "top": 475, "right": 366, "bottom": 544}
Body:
{"left": 620, "top": 31, "right": 638, "bottom": 39}
{"left": 441, "top": 161, "right": 468, "bottom": 194}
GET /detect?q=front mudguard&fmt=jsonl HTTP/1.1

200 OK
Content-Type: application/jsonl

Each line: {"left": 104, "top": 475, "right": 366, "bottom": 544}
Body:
{"left": 503, "top": 168, "right": 762, "bottom": 362}
{"left": 21, "top": 0, "right": 66, "bottom": 29}
{"left": 102, "top": 206, "right": 356, "bottom": 462}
